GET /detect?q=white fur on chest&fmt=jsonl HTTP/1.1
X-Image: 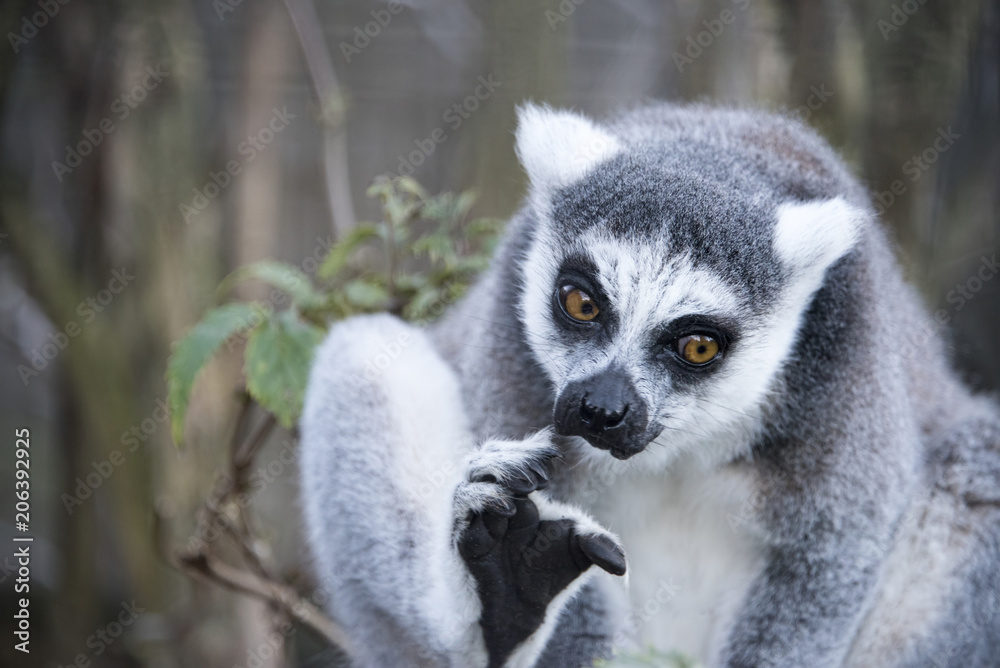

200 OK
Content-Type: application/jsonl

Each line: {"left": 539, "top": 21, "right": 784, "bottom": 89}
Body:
{"left": 586, "top": 461, "right": 766, "bottom": 665}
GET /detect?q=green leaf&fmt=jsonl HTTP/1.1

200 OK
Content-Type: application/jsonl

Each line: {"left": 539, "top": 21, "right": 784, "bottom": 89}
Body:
{"left": 301, "top": 290, "right": 350, "bottom": 321}
{"left": 410, "top": 232, "right": 455, "bottom": 264}
{"left": 404, "top": 286, "right": 444, "bottom": 321}
{"left": 365, "top": 177, "right": 393, "bottom": 200}
{"left": 220, "top": 261, "right": 320, "bottom": 307}
{"left": 342, "top": 278, "right": 390, "bottom": 310}
{"left": 453, "top": 190, "right": 477, "bottom": 220}
{"left": 393, "top": 272, "right": 428, "bottom": 292}
{"left": 419, "top": 193, "right": 451, "bottom": 223}
{"left": 319, "top": 223, "right": 379, "bottom": 279}
{"left": 166, "top": 302, "right": 268, "bottom": 445}
{"left": 465, "top": 216, "right": 503, "bottom": 238}
{"left": 395, "top": 176, "right": 428, "bottom": 199}
{"left": 244, "top": 310, "right": 324, "bottom": 429}
{"left": 453, "top": 254, "right": 492, "bottom": 274}
{"left": 385, "top": 196, "right": 418, "bottom": 228}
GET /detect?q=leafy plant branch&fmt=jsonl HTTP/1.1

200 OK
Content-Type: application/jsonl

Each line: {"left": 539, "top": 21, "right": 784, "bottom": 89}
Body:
{"left": 162, "top": 177, "right": 498, "bottom": 659}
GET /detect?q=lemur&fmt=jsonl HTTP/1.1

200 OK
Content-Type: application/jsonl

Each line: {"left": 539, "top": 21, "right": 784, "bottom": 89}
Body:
{"left": 299, "top": 103, "right": 1000, "bottom": 667}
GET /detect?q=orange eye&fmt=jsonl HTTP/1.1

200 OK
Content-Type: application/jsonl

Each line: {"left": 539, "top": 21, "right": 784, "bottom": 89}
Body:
{"left": 560, "top": 286, "right": 600, "bottom": 322}
{"left": 678, "top": 334, "right": 720, "bottom": 365}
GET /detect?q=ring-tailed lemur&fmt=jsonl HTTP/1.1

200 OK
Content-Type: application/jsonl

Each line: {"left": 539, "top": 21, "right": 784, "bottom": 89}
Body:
{"left": 299, "top": 103, "right": 1000, "bottom": 667}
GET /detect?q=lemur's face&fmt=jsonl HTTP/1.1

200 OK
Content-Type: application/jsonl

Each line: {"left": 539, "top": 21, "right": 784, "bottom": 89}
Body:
{"left": 514, "top": 105, "right": 866, "bottom": 467}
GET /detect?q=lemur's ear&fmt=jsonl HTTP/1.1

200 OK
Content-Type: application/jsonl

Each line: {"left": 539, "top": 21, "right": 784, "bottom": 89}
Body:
{"left": 773, "top": 197, "right": 867, "bottom": 280}
{"left": 515, "top": 103, "right": 622, "bottom": 194}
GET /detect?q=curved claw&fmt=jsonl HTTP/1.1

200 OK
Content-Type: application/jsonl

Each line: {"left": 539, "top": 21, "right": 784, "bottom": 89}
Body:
{"left": 576, "top": 532, "right": 627, "bottom": 576}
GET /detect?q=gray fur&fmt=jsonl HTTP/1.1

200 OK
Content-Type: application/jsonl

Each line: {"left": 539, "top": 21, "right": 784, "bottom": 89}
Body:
{"left": 299, "top": 103, "right": 1000, "bottom": 667}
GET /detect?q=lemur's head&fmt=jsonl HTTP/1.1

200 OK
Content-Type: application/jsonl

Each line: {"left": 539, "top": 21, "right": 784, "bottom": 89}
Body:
{"left": 515, "top": 104, "right": 869, "bottom": 466}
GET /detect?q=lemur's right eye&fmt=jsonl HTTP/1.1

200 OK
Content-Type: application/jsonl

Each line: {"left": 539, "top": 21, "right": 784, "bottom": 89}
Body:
{"left": 677, "top": 334, "right": 720, "bottom": 365}
{"left": 559, "top": 285, "right": 600, "bottom": 322}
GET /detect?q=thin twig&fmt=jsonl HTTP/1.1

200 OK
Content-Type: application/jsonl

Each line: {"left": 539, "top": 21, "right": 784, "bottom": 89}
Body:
{"left": 167, "top": 394, "right": 352, "bottom": 659}
{"left": 283, "top": 0, "right": 356, "bottom": 238}
{"left": 174, "top": 550, "right": 354, "bottom": 655}
{"left": 233, "top": 413, "right": 277, "bottom": 479}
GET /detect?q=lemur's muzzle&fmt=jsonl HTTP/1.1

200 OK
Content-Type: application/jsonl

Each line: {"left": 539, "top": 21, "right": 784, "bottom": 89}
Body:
{"left": 554, "top": 366, "right": 651, "bottom": 460}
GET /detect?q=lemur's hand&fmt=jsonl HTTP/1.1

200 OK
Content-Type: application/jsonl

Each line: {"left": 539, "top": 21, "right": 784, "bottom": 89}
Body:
{"left": 454, "top": 435, "right": 626, "bottom": 668}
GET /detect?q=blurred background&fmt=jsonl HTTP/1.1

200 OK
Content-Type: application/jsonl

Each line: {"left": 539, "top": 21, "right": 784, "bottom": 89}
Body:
{"left": 0, "top": 0, "right": 997, "bottom": 666}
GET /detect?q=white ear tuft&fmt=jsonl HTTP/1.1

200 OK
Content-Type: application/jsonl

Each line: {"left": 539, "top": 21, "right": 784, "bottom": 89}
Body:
{"left": 773, "top": 197, "right": 867, "bottom": 275}
{"left": 515, "top": 103, "right": 622, "bottom": 193}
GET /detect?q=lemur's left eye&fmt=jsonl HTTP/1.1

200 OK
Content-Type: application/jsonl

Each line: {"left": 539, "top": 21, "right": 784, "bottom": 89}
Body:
{"left": 559, "top": 285, "right": 599, "bottom": 322}
{"left": 678, "top": 334, "right": 720, "bottom": 365}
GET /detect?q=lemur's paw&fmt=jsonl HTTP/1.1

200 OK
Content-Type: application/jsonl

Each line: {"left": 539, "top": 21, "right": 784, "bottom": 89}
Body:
{"left": 453, "top": 432, "right": 625, "bottom": 667}
{"left": 458, "top": 497, "right": 627, "bottom": 580}
{"left": 454, "top": 432, "right": 559, "bottom": 517}
{"left": 467, "top": 432, "right": 560, "bottom": 493}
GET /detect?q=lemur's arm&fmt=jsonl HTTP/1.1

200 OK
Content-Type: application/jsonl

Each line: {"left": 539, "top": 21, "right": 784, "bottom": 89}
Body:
{"left": 722, "top": 537, "right": 881, "bottom": 667}
{"left": 300, "top": 314, "right": 480, "bottom": 666}
{"left": 721, "top": 427, "right": 913, "bottom": 667}
{"left": 299, "top": 314, "right": 624, "bottom": 668}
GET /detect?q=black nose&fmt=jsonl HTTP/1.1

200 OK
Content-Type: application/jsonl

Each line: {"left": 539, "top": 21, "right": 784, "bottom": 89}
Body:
{"left": 554, "top": 366, "right": 650, "bottom": 458}
{"left": 579, "top": 392, "right": 628, "bottom": 432}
